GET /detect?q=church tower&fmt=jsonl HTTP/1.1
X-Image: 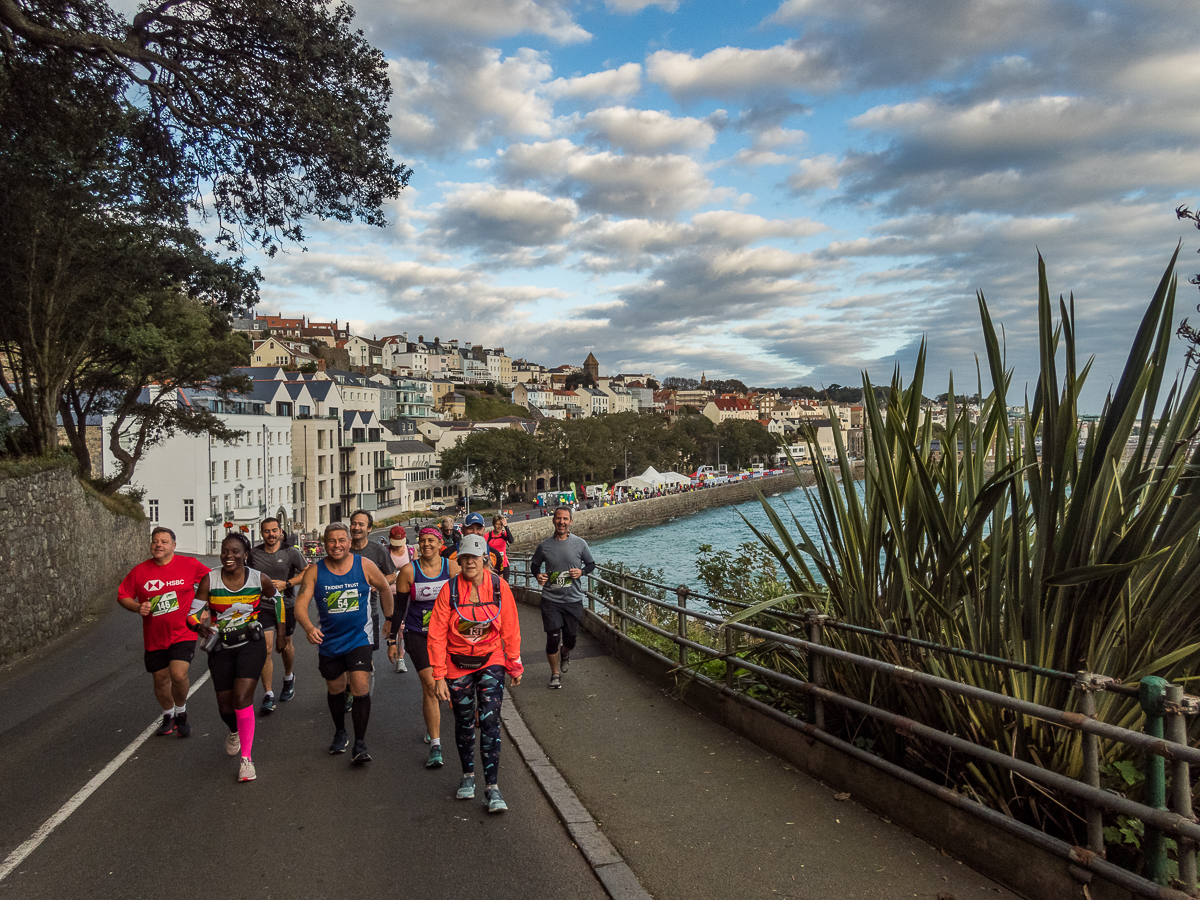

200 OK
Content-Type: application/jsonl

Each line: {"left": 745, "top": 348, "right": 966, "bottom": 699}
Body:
{"left": 583, "top": 352, "right": 600, "bottom": 382}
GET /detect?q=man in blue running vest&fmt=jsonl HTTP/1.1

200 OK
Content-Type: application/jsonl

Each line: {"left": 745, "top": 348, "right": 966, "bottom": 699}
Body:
{"left": 293, "top": 522, "right": 393, "bottom": 764}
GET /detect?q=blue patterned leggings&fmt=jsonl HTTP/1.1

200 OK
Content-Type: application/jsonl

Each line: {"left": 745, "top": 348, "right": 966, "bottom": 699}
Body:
{"left": 448, "top": 664, "right": 505, "bottom": 785}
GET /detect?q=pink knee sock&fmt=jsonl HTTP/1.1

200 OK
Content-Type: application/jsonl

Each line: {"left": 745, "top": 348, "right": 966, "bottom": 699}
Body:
{"left": 235, "top": 706, "right": 255, "bottom": 759}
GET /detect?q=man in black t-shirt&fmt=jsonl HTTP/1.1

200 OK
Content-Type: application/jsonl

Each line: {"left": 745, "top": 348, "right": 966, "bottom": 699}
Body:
{"left": 250, "top": 518, "right": 308, "bottom": 709}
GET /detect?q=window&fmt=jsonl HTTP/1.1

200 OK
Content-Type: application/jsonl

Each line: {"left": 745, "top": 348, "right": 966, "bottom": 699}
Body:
{"left": 317, "top": 430, "right": 325, "bottom": 450}
{"left": 256, "top": 431, "right": 262, "bottom": 445}
{"left": 319, "top": 505, "right": 326, "bottom": 525}
{"left": 318, "top": 481, "right": 325, "bottom": 500}
{"left": 211, "top": 462, "right": 217, "bottom": 483}
{"left": 257, "top": 459, "right": 261, "bottom": 476}
{"left": 183, "top": 499, "right": 194, "bottom": 523}
{"left": 224, "top": 493, "right": 231, "bottom": 511}
{"left": 269, "top": 457, "right": 274, "bottom": 476}
{"left": 148, "top": 499, "right": 159, "bottom": 522}
{"left": 318, "top": 456, "right": 325, "bottom": 475}
{"left": 235, "top": 460, "right": 241, "bottom": 478}
{"left": 223, "top": 461, "right": 229, "bottom": 480}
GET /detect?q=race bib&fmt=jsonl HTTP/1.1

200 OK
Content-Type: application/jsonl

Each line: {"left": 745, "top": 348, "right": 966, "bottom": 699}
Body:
{"left": 422, "top": 609, "right": 432, "bottom": 628}
{"left": 326, "top": 588, "right": 360, "bottom": 614}
{"left": 549, "top": 571, "right": 571, "bottom": 588}
{"left": 149, "top": 592, "right": 179, "bottom": 616}
{"left": 456, "top": 618, "right": 492, "bottom": 641}
{"left": 219, "top": 603, "right": 256, "bottom": 630}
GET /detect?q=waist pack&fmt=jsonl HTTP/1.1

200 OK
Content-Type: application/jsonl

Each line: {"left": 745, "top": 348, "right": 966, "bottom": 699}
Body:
{"left": 449, "top": 653, "right": 491, "bottom": 671}
{"left": 219, "top": 620, "right": 264, "bottom": 650}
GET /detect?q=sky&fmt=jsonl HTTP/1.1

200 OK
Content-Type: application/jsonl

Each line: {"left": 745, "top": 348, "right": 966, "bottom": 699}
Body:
{"left": 185, "top": 1, "right": 1200, "bottom": 408}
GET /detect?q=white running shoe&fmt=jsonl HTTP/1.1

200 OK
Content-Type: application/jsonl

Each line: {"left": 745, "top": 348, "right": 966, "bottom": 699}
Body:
{"left": 225, "top": 730, "right": 241, "bottom": 756}
{"left": 396, "top": 656, "right": 408, "bottom": 673}
{"left": 238, "top": 757, "right": 256, "bottom": 782}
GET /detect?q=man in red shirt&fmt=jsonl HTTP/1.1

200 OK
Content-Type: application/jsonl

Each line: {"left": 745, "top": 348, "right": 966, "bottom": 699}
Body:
{"left": 117, "top": 527, "right": 211, "bottom": 737}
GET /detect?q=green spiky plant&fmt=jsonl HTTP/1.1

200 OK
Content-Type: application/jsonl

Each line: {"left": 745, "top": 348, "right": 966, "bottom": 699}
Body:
{"left": 735, "top": 248, "right": 1200, "bottom": 837}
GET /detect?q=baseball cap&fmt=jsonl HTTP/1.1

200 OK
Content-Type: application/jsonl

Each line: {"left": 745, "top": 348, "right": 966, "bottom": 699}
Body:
{"left": 458, "top": 534, "right": 488, "bottom": 557}
{"left": 464, "top": 512, "right": 485, "bottom": 527}
{"left": 388, "top": 525, "right": 407, "bottom": 546}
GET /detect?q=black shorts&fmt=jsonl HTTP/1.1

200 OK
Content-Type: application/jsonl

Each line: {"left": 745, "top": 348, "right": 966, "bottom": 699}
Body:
{"left": 541, "top": 600, "right": 582, "bottom": 637}
{"left": 279, "top": 605, "right": 297, "bottom": 637}
{"left": 208, "top": 640, "right": 268, "bottom": 692}
{"left": 144, "top": 640, "right": 196, "bottom": 673}
{"left": 317, "top": 644, "right": 374, "bottom": 681}
{"left": 403, "top": 630, "right": 431, "bottom": 672}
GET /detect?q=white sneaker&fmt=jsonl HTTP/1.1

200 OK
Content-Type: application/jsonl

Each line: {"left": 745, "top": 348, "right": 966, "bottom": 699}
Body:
{"left": 225, "top": 730, "right": 241, "bottom": 756}
{"left": 238, "top": 757, "right": 256, "bottom": 782}
{"left": 396, "top": 656, "right": 408, "bottom": 673}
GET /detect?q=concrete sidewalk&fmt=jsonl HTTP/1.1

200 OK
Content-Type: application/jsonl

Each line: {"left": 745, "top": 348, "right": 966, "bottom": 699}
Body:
{"left": 507, "top": 599, "right": 1018, "bottom": 900}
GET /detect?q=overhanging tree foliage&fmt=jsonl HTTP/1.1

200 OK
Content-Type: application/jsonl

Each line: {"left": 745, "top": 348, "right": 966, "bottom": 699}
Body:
{"left": 1, "top": 0, "right": 411, "bottom": 252}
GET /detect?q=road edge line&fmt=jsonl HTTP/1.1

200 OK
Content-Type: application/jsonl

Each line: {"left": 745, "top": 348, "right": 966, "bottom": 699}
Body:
{"left": 0, "top": 671, "right": 211, "bottom": 883}
{"left": 501, "top": 696, "right": 654, "bottom": 900}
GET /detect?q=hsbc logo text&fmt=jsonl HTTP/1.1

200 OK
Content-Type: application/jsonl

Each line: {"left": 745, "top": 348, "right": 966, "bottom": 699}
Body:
{"left": 144, "top": 578, "right": 186, "bottom": 592}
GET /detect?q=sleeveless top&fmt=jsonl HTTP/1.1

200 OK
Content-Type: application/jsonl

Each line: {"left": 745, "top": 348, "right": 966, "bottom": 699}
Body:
{"left": 487, "top": 532, "right": 510, "bottom": 568}
{"left": 407, "top": 557, "right": 450, "bottom": 634}
{"left": 204, "top": 567, "right": 275, "bottom": 633}
{"left": 315, "top": 555, "right": 372, "bottom": 656}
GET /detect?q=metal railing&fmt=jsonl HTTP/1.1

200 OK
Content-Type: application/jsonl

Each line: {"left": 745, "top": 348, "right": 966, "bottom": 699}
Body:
{"left": 509, "top": 554, "right": 1200, "bottom": 900}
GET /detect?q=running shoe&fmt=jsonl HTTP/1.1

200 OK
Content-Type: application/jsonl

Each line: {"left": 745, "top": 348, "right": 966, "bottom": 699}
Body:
{"left": 174, "top": 712, "right": 192, "bottom": 738}
{"left": 456, "top": 774, "right": 476, "bottom": 799}
{"left": 549, "top": 673, "right": 562, "bottom": 690}
{"left": 344, "top": 688, "right": 353, "bottom": 712}
{"left": 561, "top": 647, "right": 571, "bottom": 672}
{"left": 238, "top": 757, "right": 256, "bottom": 782}
{"left": 155, "top": 713, "right": 175, "bottom": 736}
{"left": 426, "top": 744, "right": 443, "bottom": 768}
{"left": 280, "top": 678, "right": 296, "bottom": 702}
{"left": 260, "top": 694, "right": 276, "bottom": 715}
{"left": 484, "top": 787, "right": 508, "bottom": 814}
{"left": 329, "top": 729, "right": 350, "bottom": 755}
{"left": 225, "top": 730, "right": 241, "bottom": 756}
{"left": 396, "top": 656, "right": 408, "bottom": 673}
{"left": 424, "top": 732, "right": 432, "bottom": 744}
{"left": 351, "top": 740, "right": 372, "bottom": 765}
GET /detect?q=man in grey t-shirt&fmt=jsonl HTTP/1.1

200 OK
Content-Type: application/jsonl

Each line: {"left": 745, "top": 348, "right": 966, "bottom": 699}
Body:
{"left": 530, "top": 506, "right": 596, "bottom": 689}
{"left": 250, "top": 517, "right": 308, "bottom": 709}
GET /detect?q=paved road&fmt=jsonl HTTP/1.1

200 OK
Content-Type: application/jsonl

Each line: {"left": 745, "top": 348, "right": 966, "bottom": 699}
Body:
{"left": 0, "top": 592, "right": 606, "bottom": 900}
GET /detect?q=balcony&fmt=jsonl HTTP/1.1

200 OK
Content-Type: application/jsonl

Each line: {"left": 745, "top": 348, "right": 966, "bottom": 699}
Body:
{"left": 376, "top": 476, "right": 395, "bottom": 491}
{"left": 375, "top": 459, "right": 394, "bottom": 472}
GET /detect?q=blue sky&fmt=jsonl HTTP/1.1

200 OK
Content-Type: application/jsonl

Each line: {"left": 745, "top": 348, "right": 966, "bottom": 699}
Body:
{"left": 220, "top": 0, "right": 1200, "bottom": 409}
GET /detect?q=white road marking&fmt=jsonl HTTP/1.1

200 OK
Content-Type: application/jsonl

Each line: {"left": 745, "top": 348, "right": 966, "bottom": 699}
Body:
{"left": 0, "top": 671, "right": 211, "bottom": 882}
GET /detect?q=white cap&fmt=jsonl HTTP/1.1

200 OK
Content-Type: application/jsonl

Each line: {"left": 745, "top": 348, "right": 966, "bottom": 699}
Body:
{"left": 458, "top": 534, "right": 488, "bottom": 558}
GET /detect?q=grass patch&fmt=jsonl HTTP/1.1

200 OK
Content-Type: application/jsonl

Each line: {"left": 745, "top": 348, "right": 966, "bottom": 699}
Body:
{"left": 78, "top": 479, "right": 146, "bottom": 520}
{"left": 0, "top": 453, "right": 76, "bottom": 480}
{"left": 464, "top": 393, "right": 529, "bottom": 421}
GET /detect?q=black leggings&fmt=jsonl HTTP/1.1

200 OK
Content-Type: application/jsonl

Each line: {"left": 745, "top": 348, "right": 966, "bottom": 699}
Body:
{"left": 448, "top": 664, "right": 505, "bottom": 785}
{"left": 545, "top": 630, "right": 577, "bottom": 656}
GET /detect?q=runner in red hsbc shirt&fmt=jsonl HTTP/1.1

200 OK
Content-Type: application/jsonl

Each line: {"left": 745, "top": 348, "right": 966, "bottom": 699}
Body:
{"left": 117, "top": 526, "right": 211, "bottom": 737}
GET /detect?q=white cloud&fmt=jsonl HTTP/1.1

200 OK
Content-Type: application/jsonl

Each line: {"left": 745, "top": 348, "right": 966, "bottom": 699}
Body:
{"left": 428, "top": 185, "right": 579, "bottom": 251}
{"left": 355, "top": 0, "right": 590, "bottom": 47}
{"left": 647, "top": 44, "right": 838, "bottom": 101}
{"left": 388, "top": 48, "right": 555, "bottom": 156}
{"left": 787, "top": 155, "right": 841, "bottom": 193}
{"left": 499, "top": 141, "right": 722, "bottom": 217}
{"left": 547, "top": 63, "right": 643, "bottom": 99}
{"left": 605, "top": 0, "right": 679, "bottom": 12}
{"left": 577, "top": 107, "right": 717, "bottom": 153}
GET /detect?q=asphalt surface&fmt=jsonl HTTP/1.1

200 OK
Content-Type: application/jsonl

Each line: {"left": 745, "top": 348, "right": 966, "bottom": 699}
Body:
{"left": 0, "top": 586, "right": 606, "bottom": 900}
{"left": 508, "top": 599, "right": 1021, "bottom": 900}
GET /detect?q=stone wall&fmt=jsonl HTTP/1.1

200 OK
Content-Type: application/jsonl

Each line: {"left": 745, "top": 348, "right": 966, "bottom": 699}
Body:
{"left": 507, "top": 471, "right": 807, "bottom": 550}
{"left": 0, "top": 468, "right": 146, "bottom": 665}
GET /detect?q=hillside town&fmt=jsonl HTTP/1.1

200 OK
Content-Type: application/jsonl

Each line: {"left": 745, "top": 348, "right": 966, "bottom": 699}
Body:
{"left": 75, "top": 312, "right": 883, "bottom": 554}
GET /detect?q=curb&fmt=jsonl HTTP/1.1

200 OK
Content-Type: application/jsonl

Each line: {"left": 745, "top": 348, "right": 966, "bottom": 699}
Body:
{"left": 501, "top": 698, "right": 653, "bottom": 900}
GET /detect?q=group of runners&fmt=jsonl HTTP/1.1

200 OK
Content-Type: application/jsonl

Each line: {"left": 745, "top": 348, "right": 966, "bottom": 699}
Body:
{"left": 117, "top": 504, "right": 595, "bottom": 814}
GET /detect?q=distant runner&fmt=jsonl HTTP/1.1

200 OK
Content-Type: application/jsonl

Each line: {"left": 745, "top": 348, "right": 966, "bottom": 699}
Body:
{"left": 117, "top": 527, "right": 210, "bottom": 737}
{"left": 249, "top": 517, "right": 307, "bottom": 710}
{"left": 387, "top": 525, "right": 415, "bottom": 673}
{"left": 429, "top": 535, "right": 523, "bottom": 813}
{"left": 529, "top": 506, "right": 596, "bottom": 689}
{"left": 392, "top": 526, "right": 460, "bottom": 768}
{"left": 189, "top": 533, "right": 281, "bottom": 782}
{"left": 487, "top": 515, "right": 514, "bottom": 581}
{"left": 462, "top": 512, "right": 503, "bottom": 571}
{"left": 293, "top": 523, "right": 393, "bottom": 764}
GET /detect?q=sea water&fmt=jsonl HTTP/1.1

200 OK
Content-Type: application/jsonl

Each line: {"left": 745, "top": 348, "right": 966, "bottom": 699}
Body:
{"left": 589, "top": 483, "right": 853, "bottom": 592}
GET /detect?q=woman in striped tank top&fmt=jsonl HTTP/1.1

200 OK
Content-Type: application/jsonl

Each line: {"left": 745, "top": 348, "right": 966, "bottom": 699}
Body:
{"left": 189, "top": 533, "right": 281, "bottom": 783}
{"left": 390, "top": 526, "right": 459, "bottom": 768}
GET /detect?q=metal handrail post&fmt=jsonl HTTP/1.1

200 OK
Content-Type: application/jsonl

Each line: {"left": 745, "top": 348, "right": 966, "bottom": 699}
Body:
{"left": 676, "top": 585, "right": 689, "bottom": 669}
{"left": 1140, "top": 676, "right": 1170, "bottom": 885}
{"left": 725, "top": 626, "right": 736, "bottom": 688}
{"left": 618, "top": 563, "right": 627, "bottom": 634}
{"left": 1077, "top": 672, "right": 1107, "bottom": 856}
{"left": 1166, "top": 683, "right": 1196, "bottom": 894}
{"left": 808, "top": 610, "right": 826, "bottom": 730}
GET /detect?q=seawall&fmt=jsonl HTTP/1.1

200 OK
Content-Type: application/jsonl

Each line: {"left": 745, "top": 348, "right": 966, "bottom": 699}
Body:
{"left": 507, "top": 471, "right": 807, "bottom": 550}
{"left": 0, "top": 468, "right": 146, "bottom": 666}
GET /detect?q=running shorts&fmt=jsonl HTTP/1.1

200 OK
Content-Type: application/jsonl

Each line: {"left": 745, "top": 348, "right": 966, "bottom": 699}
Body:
{"left": 541, "top": 599, "right": 583, "bottom": 637}
{"left": 403, "top": 630, "right": 431, "bottom": 672}
{"left": 317, "top": 644, "right": 374, "bottom": 680}
{"left": 208, "top": 640, "right": 268, "bottom": 692}
{"left": 144, "top": 639, "right": 196, "bottom": 673}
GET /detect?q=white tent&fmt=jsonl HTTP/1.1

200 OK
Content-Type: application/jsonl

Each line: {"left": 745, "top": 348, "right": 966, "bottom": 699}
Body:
{"left": 652, "top": 470, "right": 691, "bottom": 486}
{"left": 614, "top": 474, "right": 654, "bottom": 490}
